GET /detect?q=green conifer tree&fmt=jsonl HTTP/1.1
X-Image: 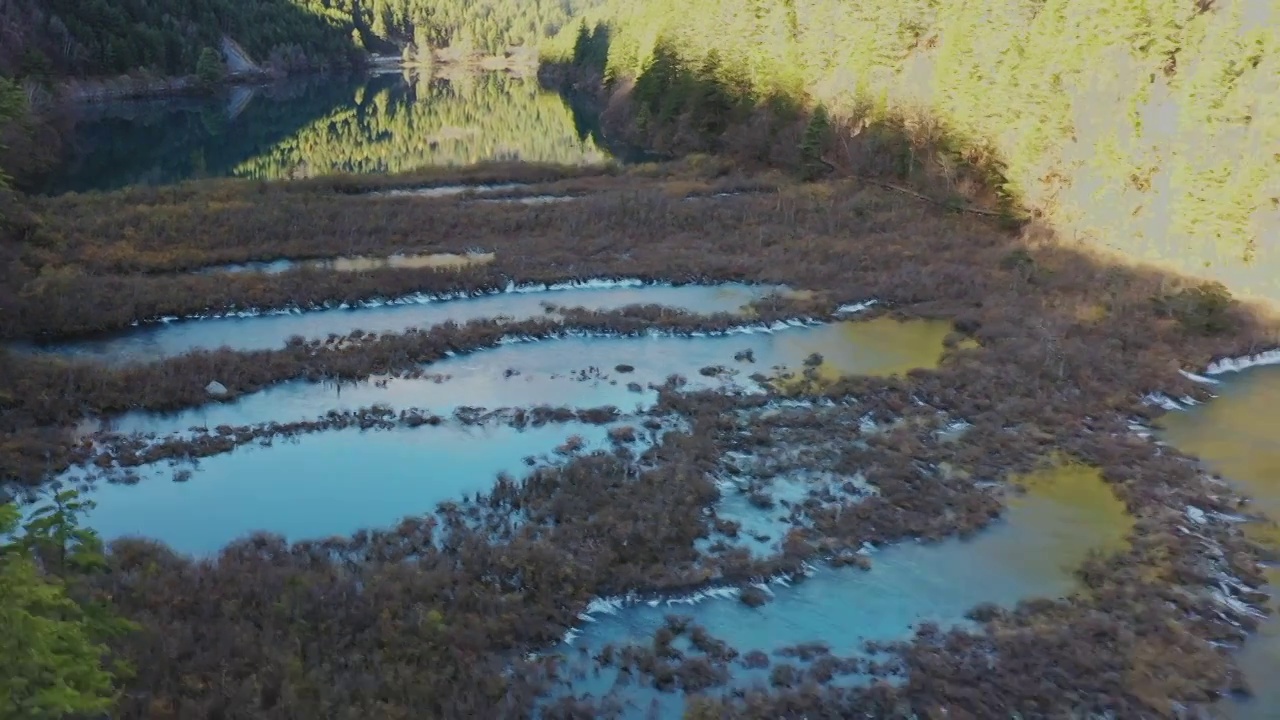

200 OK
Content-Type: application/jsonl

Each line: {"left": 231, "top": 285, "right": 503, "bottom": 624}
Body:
{"left": 195, "top": 46, "right": 225, "bottom": 88}
{"left": 799, "top": 104, "right": 831, "bottom": 180}
{"left": 0, "top": 491, "right": 133, "bottom": 720}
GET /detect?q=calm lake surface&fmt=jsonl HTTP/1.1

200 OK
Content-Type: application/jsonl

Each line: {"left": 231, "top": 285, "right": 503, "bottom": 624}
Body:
{"left": 64, "top": 310, "right": 953, "bottom": 549}
{"left": 58, "top": 308, "right": 950, "bottom": 556}
{"left": 72, "top": 421, "right": 616, "bottom": 555}
{"left": 42, "top": 70, "right": 624, "bottom": 195}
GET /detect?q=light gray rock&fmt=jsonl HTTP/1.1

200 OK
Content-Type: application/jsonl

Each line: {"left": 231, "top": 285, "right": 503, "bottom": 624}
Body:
{"left": 1185, "top": 506, "right": 1207, "bottom": 525}
{"left": 205, "top": 380, "right": 228, "bottom": 397}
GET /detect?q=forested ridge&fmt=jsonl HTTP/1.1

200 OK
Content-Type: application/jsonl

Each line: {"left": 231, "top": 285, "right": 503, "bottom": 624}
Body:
{"left": 546, "top": 0, "right": 1280, "bottom": 300}
{"left": 0, "top": 0, "right": 603, "bottom": 79}
{"left": 0, "top": 0, "right": 362, "bottom": 78}
{"left": 357, "top": 0, "right": 605, "bottom": 57}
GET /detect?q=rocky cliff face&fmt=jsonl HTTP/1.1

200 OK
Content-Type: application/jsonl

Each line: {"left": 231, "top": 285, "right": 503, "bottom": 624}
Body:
{"left": 219, "top": 36, "right": 261, "bottom": 74}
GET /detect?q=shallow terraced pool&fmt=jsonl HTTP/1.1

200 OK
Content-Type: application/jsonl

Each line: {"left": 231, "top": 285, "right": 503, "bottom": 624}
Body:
{"left": 84, "top": 317, "right": 953, "bottom": 437}
{"left": 1159, "top": 365, "right": 1280, "bottom": 719}
{"left": 19, "top": 282, "right": 784, "bottom": 365}
{"left": 69, "top": 421, "right": 617, "bottom": 555}
{"left": 548, "top": 464, "right": 1132, "bottom": 716}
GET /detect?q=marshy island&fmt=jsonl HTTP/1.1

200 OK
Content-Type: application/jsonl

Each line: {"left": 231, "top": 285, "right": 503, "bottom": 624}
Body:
{"left": 1, "top": 1, "right": 1278, "bottom": 718}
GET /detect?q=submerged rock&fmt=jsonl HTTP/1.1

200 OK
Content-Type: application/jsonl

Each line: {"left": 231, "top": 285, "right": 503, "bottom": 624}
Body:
{"left": 740, "top": 586, "right": 771, "bottom": 608}
{"left": 205, "top": 381, "right": 228, "bottom": 397}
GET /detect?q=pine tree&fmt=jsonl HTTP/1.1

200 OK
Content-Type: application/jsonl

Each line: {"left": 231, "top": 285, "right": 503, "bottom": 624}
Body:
{"left": 692, "top": 50, "right": 734, "bottom": 141}
{"left": 195, "top": 46, "right": 224, "bottom": 88}
{"left": 572, "top": 20, "right": 592, "bottom": 66}
{"left": 0, "top": 492, "right": 133, "bottom": 720}
{"left": 0, "top": 79, "right": 28, "bottom": 190}
{"left": 799, "top": 104, "right": 831, "bottom": 180}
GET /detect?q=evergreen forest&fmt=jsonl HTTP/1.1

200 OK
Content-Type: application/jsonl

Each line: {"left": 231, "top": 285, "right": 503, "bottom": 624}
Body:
{"left": 546, "top": 0, "right": 1278, "bottom": 297}
{"left": 0, "top": 0, "right": 603, "bottom": 78}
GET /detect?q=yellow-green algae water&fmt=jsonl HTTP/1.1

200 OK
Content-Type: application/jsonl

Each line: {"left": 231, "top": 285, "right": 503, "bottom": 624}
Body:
{"left": 773, "top": 316, "right": 953, "bottom": 390}
{"left": 1158, "top": 366, "right": 1280, "bottom": 719}
{"left": 1007, "top": 462, "right": 1135, "bottom": 579}
{"left": 1160, "top": 370, "right": 1280, "bottom": 524}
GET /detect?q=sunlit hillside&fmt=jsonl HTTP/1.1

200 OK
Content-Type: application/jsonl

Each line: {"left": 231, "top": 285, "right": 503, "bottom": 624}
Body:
{"left": 548, "top": 0, "right": 1280, "bottom": 302}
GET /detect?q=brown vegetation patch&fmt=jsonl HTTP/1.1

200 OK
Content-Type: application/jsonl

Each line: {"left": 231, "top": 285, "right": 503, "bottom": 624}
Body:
{"left": 2, "top": 163, "right": 1279, "bottom": 716}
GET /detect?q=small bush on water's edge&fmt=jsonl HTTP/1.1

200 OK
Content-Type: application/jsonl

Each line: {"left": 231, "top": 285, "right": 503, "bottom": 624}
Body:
{"left": 1153, "top": 281, "right": 1239, "bottom": 336}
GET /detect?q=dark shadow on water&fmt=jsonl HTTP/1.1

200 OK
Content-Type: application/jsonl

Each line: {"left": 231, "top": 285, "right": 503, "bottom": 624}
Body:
{"left": 39, "top": 74, "right": 364, "bottom": 195}
{"left": 558, "top": 83, "right": 665, "bottom": 166}
{"left": 544, "top": 22, "right": 667, "bottom": 166}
